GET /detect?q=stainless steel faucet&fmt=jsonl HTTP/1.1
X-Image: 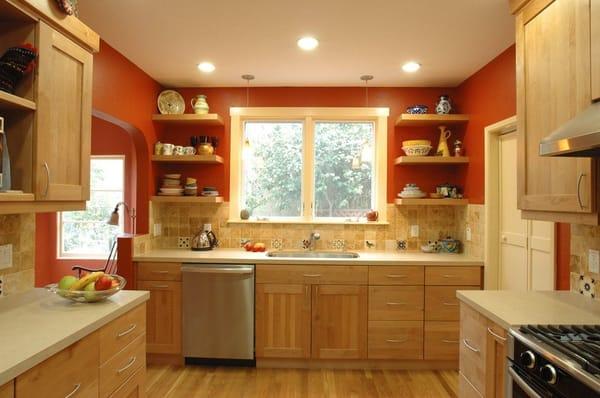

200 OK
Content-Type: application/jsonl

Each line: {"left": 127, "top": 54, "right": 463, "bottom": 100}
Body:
{"left": 303, "top": 232, "right": 320, "bottom": 251}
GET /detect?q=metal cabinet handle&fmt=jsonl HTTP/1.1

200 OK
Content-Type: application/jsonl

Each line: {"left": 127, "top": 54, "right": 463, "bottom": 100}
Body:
{"left": 442, "top": 302, "right": 459, "bottom": 306}
{"left": 386, "top": 338, "right": 407, "bottom": 343}
{"left": 117, "top": 356, "right": 137, "bottom": 374}
{"left": 152, "top": 270, "right": 169, "bottom": 274}
{"left": 462, "top": 339, "right": 480, "bottom": 353}
{"left": 42, "top": 162, "right": 50, "bottom": 198}
{"left": 442, "top": 274, "right": 456, "bottom": 278}
{"left": 487, "top": 327, "right": 507, "bottom": 342}
{"left": 303, "top": 274, "right": 321, "bottom": 277}
{"left": 64, "top": 383, "right": 81, "bottom": 398}
{"left": 152, "top": 284, "right": 169, "bottom": 289}
{"left": 386, "top": 302, "right": 407, "bottom": 306}
{"left": 577, "top": 173, "right": 586, "bottom": 209}
{"left": 386, "top": 274, "right": 407, "bottom": 278}
{"left": 117, "top": 324, "right": 137, "bottom": 338}
{"left": 442, "top": 339, "right": 459, "bottom": 344}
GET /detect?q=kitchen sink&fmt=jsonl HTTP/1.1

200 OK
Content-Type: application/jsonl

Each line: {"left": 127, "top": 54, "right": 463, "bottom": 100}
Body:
{"left": 266, "top": 250, "right": 360, "bottom": 259}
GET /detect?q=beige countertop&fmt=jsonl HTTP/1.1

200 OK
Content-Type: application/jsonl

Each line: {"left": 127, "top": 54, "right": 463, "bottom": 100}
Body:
{"left": 0, "top": 288, "right": 149, "bottom": 386}
{"left": 133, "top": 248, "right": 484, "bottom": 266}
{"left": 457, "top": 290, "right": 600, "bottom": 330}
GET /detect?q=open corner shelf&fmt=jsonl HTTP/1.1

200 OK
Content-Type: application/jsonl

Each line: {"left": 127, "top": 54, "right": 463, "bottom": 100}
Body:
{"left": 395, "top": 114, "right": 469, "bottom": 127}
{"left": 394, "top": 198, "right": 468, "bottom": 206}
{"left": 0, "top": 192, "right": 35, "bottom": 202}
{"left": 151, "top": 155, "right": 224, "bottom": 164}
{"left": 0, "top": 91, "right": 36, "bottom": 111}
{"left": 151, "top": 196, "right": 224, "bottom": 204}
{"left": 152, "top": 113, "right": 224, "bottom": 126}
{"left": 394, "top": 156, "right": 469, "bottom": 165}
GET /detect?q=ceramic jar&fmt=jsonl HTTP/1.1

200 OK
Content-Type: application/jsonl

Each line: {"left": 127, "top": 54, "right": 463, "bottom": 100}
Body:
{"left": 191, "top": 95, "right": 209, "bottom": 115}
{"left": 435, "top": 94, "right": 452, "bottom": 115}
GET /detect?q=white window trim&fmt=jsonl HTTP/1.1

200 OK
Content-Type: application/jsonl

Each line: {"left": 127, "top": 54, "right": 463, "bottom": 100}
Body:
{"left": 229, "top": 107, "right": 389, "bottom": 224}
{"left": 57, "top": 155, "right": 125, "bottom": 259}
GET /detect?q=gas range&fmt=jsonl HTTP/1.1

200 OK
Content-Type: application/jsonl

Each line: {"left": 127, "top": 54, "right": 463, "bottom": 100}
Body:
{"left": 508, "top": 325, "right": 600, "bottom": 397}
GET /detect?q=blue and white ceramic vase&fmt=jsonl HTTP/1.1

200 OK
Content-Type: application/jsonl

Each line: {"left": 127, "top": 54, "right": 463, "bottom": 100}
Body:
{"left": 435, "top": 95, "right": 452, "bottom": 115}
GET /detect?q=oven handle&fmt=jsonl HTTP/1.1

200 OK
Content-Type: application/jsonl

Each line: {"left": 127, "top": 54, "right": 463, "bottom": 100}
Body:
{"left": 508, "top": 367, "right": 542, "bottom": 398}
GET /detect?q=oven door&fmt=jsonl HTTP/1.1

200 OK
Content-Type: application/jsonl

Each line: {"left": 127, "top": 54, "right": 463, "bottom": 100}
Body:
{"left": 507, "top": 363, "right": 560, "bottom": 398}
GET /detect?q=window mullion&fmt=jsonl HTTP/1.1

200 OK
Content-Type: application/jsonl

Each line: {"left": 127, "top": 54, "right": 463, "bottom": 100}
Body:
{"left": 303, "top": 116, "right": 315, "bottom": 221}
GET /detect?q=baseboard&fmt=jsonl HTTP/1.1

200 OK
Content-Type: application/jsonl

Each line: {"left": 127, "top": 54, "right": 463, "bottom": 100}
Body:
{"left": 147, "top": 353, "right": 185, "bottom": 366}
{"left": 256, "top": 358, "right": 458, "bottom": 370}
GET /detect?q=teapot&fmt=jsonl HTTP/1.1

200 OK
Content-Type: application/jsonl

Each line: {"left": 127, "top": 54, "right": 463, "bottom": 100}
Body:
{"left": 191, "top": 223, "right": 218, "bottom": 251}
{"left": 190, "top": 95, "right": 209, "bottom": 115}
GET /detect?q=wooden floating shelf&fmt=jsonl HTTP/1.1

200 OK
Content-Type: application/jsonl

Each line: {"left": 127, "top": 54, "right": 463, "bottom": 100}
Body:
{"left": 152, "top": 113, "right": 224, "bottom": 126}
{"left": 151, "top": 155, "right": 224, "bottom": 164}
{"left": 151, "top": 196, "right": 224, "bottom": 204}
{"left": 0, "top": 91, "right": 36, "bottom": 111}
{"left": 395, "top": 114, "right": 469, "bottom": 127}
{"left": 0, "top": 192, "right": 35, "bottom": 202}
{"left": 394, "top": 156, "right": 469, "bottom": 165}
{"left": 394, "top": 198, "right": 468, "bottom": 206}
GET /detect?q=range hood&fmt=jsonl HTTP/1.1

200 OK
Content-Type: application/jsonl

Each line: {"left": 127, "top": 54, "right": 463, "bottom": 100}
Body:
{"left": 539, "top": 101, "right": 600, "bottom": 157}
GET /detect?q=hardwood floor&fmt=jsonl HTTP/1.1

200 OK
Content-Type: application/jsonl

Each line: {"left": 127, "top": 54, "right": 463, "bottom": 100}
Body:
{"left": 146, "top": 365, "right": 458, "bottom": 398}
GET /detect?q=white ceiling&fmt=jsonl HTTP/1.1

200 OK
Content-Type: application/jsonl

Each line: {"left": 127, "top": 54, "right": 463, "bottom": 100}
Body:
{"left": 78, "top": 0, "right": 515, "bottom": 87}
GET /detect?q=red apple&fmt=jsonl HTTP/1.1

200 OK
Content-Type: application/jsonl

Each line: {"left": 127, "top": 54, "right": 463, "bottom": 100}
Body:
{"left": 244, "top": 242, "right": 254, "bottom": 252}
{"left": 95, "top": 275, "right": 114, "bottom": 291}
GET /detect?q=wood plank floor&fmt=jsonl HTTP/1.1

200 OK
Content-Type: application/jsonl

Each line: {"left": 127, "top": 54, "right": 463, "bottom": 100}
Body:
{"left": 146, "top": 365, "right": 458, "bottom": 398}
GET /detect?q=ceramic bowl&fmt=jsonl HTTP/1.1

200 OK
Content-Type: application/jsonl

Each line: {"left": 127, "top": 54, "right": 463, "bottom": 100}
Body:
{"left": 406, "top": 105, "right": 429, "bottom": 114}
{"left": 402, "top": 140, "right": 432, "bottom": 147}
{"left": 402, "top": 145, "right": 432, "bottom": 156}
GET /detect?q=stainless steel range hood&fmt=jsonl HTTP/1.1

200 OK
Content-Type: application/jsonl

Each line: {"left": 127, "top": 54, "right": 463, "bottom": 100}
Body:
{"left": 539, "top": 101, "right": 600, "bottom": 157}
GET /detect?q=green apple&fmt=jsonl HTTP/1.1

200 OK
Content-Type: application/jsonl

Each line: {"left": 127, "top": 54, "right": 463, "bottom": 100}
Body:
{"left": 83, "top": 282, "right": 96, "bottom": 301}
{"left": 58, "top": 275, "right": 78, "bottom": 290}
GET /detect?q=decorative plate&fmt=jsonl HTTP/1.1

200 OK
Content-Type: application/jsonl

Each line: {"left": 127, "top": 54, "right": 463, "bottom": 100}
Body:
{"left": 55, "top": 0, "right": 78, "bottom": 16}
{"left": 157, "top": 90, "right": 185, "bottom": 115}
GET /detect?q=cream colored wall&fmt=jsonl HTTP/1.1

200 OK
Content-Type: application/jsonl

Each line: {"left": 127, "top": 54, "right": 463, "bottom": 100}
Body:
{"left": 570, "top": 225, "right": 600, "bottom": 296}
{"left": 0, "top": 214, "right": 35, "bottom": 296}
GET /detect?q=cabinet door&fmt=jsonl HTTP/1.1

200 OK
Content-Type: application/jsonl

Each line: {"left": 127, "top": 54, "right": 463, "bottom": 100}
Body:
{"left": 108, "top": 368, "right": 145, "bottom": 398}
{"left": 0, "top": 380, "right": 13, "bottom": 398}
{"left": 36, "top": 22, "right": 92, "bottom": 201}
{"left": 312, "top": 284, "right": 367, "bottom": 359}
{"left": 255, "top": 284, "right": 311, "bottom": 359}
{"left": 593, "top": 0, "right": 600, "bottom": 101}
{"left": 485, "top": 321, "right": 508, "bottom": 398}
{"left": 517, "top": 0, "right": 596, "bottom": 215}
{"left": 137, "top": 281, "right": 181, "bottom": 354}
{"left": 459, "top": 303, "right": 487, "bottom": 396}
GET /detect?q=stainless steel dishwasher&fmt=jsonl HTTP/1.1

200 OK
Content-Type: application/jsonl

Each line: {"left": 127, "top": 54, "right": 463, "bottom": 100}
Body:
{"left": 182, "top": 264, "right": 255, "bottom": 363}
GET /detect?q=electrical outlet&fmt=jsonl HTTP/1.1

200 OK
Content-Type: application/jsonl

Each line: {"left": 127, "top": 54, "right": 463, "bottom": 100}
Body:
{"left": 178, "top": 237, "right": 190, "bottom": 249}
{"left": 466, "top": 227, "right": 472, "bottom": 242}
{"left": 153, "top": 223, "right": 162, "bottom": 236}
{"left": 589, "top": 249, "right": 600, "bottom": 274}
{"left": 0, "top": 275, "right": 4, "bottom": 297}
{"left": 410, "top": 225, "right": 419, "bottom": 238}
{"left": 0, "top": 244, "right": 12, "bottom": 270}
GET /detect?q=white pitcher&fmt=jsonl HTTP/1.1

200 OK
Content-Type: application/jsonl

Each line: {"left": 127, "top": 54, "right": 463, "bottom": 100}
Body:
{"left": 191, "top": 95, "right": 209, "bottom": 115}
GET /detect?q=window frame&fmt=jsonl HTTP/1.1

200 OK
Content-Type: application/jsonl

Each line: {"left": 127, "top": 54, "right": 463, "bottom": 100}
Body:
{"left": 230, "top": 107, "right": 389, "bottom": 224}
{"left": 57, "top": 155, "right": 126, "bottom": 259}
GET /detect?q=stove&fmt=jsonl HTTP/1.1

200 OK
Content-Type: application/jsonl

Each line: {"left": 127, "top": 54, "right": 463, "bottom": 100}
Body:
{"left": 508, "top": 325, "right": 600, "bottom": 397}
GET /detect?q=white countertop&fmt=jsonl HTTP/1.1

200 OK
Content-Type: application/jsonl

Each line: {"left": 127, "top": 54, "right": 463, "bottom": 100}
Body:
{"left": 133, "top": 248, "right": 484, "bottom": 266}
{"left": 457, "top": 290, "right": 600, "bottom": 330}
{"left": 0, "top": 289, "right": 149, "bottom": 386}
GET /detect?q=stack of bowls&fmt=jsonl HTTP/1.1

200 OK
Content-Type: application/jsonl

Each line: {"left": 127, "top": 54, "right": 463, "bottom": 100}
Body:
{"left": 159, "top": 174, "right": 183, "bottom": 196}
{"left": 398, "top": 183, "right": 426, "bottom": 198}
{"left": 402, "top": 140, "right": 432, "bottom": 157}
{"left": 201, "top": 186, "right": 220, "bottom": 197}
{"left": 184, "top": 178, "right": 197, "bottom": 196}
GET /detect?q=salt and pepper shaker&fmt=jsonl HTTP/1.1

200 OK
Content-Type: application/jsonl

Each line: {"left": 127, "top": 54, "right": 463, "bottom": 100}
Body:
{"left": 454, "top": 139, "right": 464, "bottom": 157}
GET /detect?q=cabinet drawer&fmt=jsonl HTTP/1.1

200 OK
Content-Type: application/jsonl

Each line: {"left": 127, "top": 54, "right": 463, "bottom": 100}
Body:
{"left": 368, "top": 321, "right": 423, "bottom": 359}
{"left": 99, "top": 304, "right": 146, "bottom": 364}
{"left": 425, "top": 286, "right": 479, "bottom": 321}
{"left": 0, "top": 380, "right": 13, "bottom": 398}
{"left": 459, "top": 371, "right": 483, "bottom": 398}
{"left": 16, "top": 331, "right": 99, "bottom": 398}
{"left": 137, "top": 262, "right": 181, "bottom": 281}
{"left": 99, "top": 334, "right": 146, "bottom": 398}
{"left": 425, "top": 266, "right": 481, "bottom": 286}
{"left": 108, "top": 368, "right": 145, "bottom": 398}
{"left": 368, "top": 266, "right": 424, "bottom": 285}
{"left": 424, "top": 321, "right": 459, "bottom": 360}
{"left": 256, "top": 265, "right": 368, "bottom": 285}
{"left": 368, "top": 286, "right": 423, "bottom": 320}
{"left": 460, "top": 303, "right": 487, "bottom": 394}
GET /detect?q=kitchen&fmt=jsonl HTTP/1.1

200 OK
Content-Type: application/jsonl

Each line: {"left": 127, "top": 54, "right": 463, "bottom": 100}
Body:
{"left": 0, "top": 0, "right": 599, "bottom": 397}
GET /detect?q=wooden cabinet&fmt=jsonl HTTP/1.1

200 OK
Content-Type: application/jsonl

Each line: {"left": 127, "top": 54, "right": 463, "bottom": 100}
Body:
{"left": 0, "top": 381, "right": 14, "bottom": 398}
{"left": 368, "top": 285, "right": 423, "bottom": 321}
{"left": 99, "top": 334, "right": 145, "bottom": 398}
{"left": 459, "top": 302, "right": 508, "bottom": 398}
{"left": 593, "top": 0, "right": 600, "bottom": 101}
{"left": 108, "top": 369, "right": 145, "bottom": 398}
{"left": 515, "top": 0, "right": 600, "bottom": 224}
{"left": 424, "top": 321, "right": 459, "bottom": 360}
{"left": 368, "top": 321, "right": 423, "bottom": 359}
{"left": 137, "top": 281, "right": 181, "bottom": 354}
{"left": 255, "top": 284, "right": 311, "bottom": 358}
{"left": 311, "top": 284, "right": 368, "bottom": 359}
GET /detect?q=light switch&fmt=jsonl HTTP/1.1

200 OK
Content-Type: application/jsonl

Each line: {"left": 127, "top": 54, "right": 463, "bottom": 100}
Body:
{"left": 410, "top": 225, "right": 419, "bottom": 238}
{"left": 589, "top": 249, "right": 600, "bottom": 274}
{"left": 153, "top": 223, "right": 162, "bottom": 236}
{"left": 466, "top": 227, "right": 472, "bottom": 242}
{"left": 0, "top": 244, "right": 12, "bottom": 270}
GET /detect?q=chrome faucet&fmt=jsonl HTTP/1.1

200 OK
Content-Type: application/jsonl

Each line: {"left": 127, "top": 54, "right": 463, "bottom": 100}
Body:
{"left": 303, "top": 232, "right": 320, "bottom": 251}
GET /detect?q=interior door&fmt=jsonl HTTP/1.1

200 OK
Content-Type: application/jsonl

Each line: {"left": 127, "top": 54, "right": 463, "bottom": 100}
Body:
{"left": 529, "top": 221, "right": 555, "bottom": 290}
{"left": 500, "top": 133, "right": 528, "bottom": 291}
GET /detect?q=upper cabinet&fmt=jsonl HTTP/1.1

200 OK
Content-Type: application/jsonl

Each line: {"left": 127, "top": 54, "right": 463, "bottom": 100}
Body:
{"left": 514, "top": 0, "right": 600, "bottom": 225}
{"left": 593, "top": 0, "right": 600, "bottom": 101}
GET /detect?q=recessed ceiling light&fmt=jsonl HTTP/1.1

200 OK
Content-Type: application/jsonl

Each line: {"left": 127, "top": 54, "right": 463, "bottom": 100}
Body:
{"left": 197, "top": 62, "right": 216, "bottom": 73}
{"left": 402, "top": 61, "right": 421, "bottom": 73}
{"left": 297, "top": 37, "right": 319, "bottom": 51}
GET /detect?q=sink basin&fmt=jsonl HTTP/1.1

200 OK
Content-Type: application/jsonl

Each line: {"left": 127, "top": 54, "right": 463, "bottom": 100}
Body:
{"left": 266, "top": 250, "right": 359, "bottom": 259}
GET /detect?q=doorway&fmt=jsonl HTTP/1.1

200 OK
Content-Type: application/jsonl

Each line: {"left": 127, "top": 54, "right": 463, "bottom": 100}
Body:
{"left": 485, "top": 117, "right": 555, "bottom": 290}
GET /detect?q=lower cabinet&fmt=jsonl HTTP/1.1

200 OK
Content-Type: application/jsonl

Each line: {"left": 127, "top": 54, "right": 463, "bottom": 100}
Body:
{"left": 424, "top": 321, "right": 459, "bottom": 360}
{"left": 0, "top": 381, "right": 13, "bottom": 398}
{"left": 368, "top": 321, "right": 423, "bottom": 359}
{"left": 108, "top": 369, "right": 145, "bottom": 398}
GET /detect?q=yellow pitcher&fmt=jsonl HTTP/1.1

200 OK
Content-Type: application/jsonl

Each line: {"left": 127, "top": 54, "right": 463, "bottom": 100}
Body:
{"left": 436, "top": 126, "right": 452, "bottom": 157}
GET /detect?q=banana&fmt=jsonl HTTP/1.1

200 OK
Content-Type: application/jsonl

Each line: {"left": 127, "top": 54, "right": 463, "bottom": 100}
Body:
{"left": 69, "top": 272, "right": 105, "bottom": 291}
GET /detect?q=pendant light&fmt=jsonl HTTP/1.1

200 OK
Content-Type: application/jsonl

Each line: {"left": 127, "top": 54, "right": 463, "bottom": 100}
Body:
{"left": 242, "top": 74, "right": 255, "bottom": 107}
{"left": 360, "top": 75, "right": 373, "bottom": 107}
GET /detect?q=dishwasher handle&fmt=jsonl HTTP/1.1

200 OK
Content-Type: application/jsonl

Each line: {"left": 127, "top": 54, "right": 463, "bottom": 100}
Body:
{"left": 181, "top": 266, "right": 254, "bottom": 275}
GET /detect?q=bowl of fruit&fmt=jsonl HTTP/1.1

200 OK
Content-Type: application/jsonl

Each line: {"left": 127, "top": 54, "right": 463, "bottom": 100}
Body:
{"left": 46, "top": 272, "right": 126, "bottom": 303}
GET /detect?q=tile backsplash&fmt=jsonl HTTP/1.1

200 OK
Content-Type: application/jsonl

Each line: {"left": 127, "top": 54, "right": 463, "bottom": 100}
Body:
{"left": 0, "top": 213, "right": 35, "bottom": 296}
{"left": 570, "top": 224, "right": 600, "bottom": 297}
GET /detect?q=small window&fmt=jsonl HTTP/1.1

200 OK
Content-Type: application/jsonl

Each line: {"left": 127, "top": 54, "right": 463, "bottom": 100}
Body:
{"left": 58, "top": 156, "right": 125, "bottom": 258}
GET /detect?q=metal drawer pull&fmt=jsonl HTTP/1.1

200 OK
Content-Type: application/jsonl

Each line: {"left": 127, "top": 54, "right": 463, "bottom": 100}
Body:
{"left": 152, "top": 284, "right": 169, "bottom": 289}
{"left": 442, "top": 339, "right": 459, "bottom": 344}
{"left": 152, "top": 270, "right": 169, "bottom": 274}
{"left": 43, "top": 162, "right": 50, "bottom": 198}
{"left": 386, "top": 338, "right": 407, "bottom": 343}
{"left": 117, "top": 324, "right": 137, "bottom": 338}
{"left": 64, "top": 383, "right": 81, "bottom": 398}
{"left": 386, "top": 274, "right": 407, "bottom": 278}
{"left": 117, "top": 356, "right": 137, "bottom": 374}
{"left": 442, "top": 302, "right": 459, "bottom": 306}
{"left": 303, "top": 274, "right": 321, "bottom": 277}
{"left": 577, "top": 173, "right": 586, "bottom": 209}
{"left": 462, "top": 339, "right": 480, "bottom": 353}
{"left": 487, "top": 327, "right": 507, "bottom": 342}
{"left": 386, "top": 302, "right": 407, "bottom": 306}
{"left": 442, "top": 274, "right": 456, "bottom": 278}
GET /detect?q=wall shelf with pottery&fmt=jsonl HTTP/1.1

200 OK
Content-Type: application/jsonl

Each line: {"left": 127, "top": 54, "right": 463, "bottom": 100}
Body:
{"left": 395, "top": 114, "right": 470, "bottom": 127}
{"left": 0, "top": 91, "right": 36, "bottom": 111}
{"left": 152, "top": 113, "right": 224, "bottom": 126}
{"left": 151, "top": 196, "right": 224, "bottom": 204}
{"left": 394, "top": 156, "right": 469, "bottom": 165}
{"left": 151, "top": 155, "right": 224, "bottom": 164}
{"left": 394, "top": 198, "right": 468, "bottom": 206}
